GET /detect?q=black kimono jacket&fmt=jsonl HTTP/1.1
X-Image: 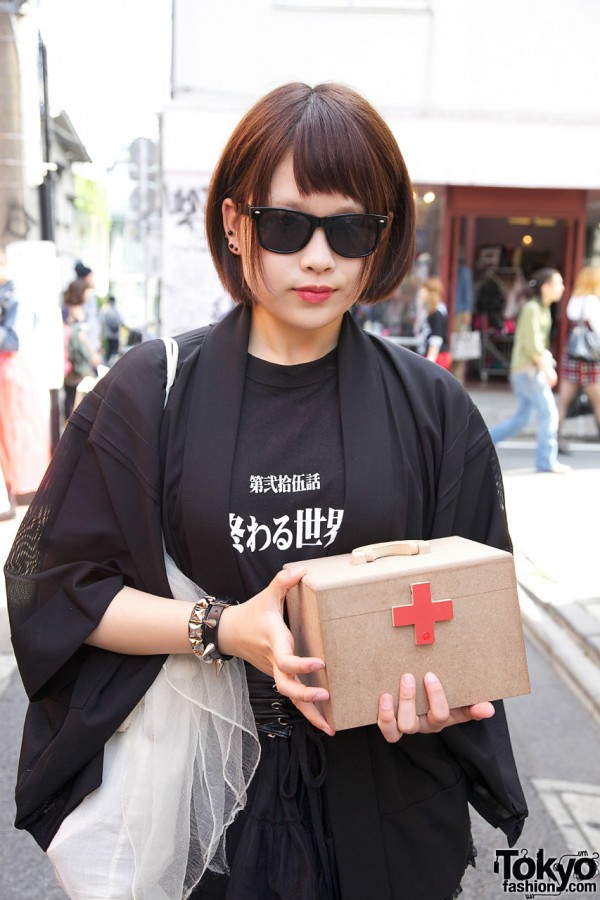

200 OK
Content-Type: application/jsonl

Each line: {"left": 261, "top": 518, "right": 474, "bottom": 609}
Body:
{"left": 5, "top": 306, "right": 527, "bottom": 898}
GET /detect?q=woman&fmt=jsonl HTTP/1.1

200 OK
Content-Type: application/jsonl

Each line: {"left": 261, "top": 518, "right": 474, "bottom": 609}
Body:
{"left": 0, "top": 246, "right": 50, "bottom": 504}
{"left": 63, "top": 277, "right": 102, "bottom": 420}
{"left": 556, "top": 265, "right": 600, "bottom": 454}
{"left": 415, "top": 275, "right": 452, "bottom": 369}
{"left": 6, "top": 83, "right": 526, "bottom": 900}
{"left": 489, "top": 268, "right": 570, "bottom": 474}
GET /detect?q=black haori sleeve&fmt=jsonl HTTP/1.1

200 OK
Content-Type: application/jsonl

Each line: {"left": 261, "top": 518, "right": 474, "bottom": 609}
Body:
{"left": 4, "top": 339, "right": 174, "bottom": 850}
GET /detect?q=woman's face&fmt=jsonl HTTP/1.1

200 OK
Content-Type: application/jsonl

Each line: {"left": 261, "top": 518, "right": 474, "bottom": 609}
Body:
{"left": 542, "top": 272, "right": 564, "bottom": 305}
{"left": 224, "top": 152, "right": 365, "bottom": 357}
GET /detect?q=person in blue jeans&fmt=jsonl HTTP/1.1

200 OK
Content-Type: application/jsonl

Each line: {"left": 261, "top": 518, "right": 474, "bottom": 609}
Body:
{"left": 489, "top": 267, "right": 571, "bottom": 473}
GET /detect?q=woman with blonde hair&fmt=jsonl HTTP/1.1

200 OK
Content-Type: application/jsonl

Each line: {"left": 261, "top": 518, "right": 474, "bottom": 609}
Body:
{"left": 415, "top": 276, "right": 452, "bottom": 369}
{"left": 557, "top": 265, "right": 600, "bottom": 453}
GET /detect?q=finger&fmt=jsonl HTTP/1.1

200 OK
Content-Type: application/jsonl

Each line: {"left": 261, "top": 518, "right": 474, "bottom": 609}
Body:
{"left": 271, "top": 566, "right": 306, "bottom": 604}
{"left": 462, "top": 701, "right": 495, "bottom": 721}
{"left": 275, "top": 652, "right": 327, "bottom": 676}
{"left": 423, "top": 672, "right": 450, "bottom": 729}
{"left": 274, "top": 666, "right": 330, "bottom": 706}
{"left": 293, "top": 697, "right": 335, "bottom": 737}
{"left": 271, "top": 626, "right": 326, "bottom": 676}
{"left": 377, "top": 693, "right": 402, "bottom": 743}
{"left": 396, "top": 673, "right": 419, "bottom": 734}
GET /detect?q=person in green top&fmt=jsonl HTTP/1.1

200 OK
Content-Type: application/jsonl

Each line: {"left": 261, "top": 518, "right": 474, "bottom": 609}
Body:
{"left": 489, "top": 267, "right": 571, "bottom": 473}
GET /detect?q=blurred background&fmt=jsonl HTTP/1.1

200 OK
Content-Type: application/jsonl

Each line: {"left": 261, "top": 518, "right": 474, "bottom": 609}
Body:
{"left": 2, "top": 0, "right": 600, "bottom": 445}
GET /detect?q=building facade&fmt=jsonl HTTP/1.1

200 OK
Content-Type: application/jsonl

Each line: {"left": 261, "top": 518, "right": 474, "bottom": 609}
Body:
{"left": 162, "top": 0, "right": 600, "bottom": 371}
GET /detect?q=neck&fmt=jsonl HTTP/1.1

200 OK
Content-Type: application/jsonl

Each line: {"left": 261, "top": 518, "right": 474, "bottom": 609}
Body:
{"left": 248, "top": 309, "right": 343, "bottom": 364}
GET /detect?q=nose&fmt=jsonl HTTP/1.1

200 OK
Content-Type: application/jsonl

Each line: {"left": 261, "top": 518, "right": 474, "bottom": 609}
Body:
{"left": 299, "top": 225, "right": 335, "bottom": 272}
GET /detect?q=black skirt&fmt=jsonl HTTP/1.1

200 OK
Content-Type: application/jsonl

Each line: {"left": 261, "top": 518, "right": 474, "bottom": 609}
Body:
{"left": 190, "top": 669, "right": 472, "bottom": 900}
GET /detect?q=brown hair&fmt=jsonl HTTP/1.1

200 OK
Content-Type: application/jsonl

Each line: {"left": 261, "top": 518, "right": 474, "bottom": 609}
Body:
{"left": 206, "top": 82, "right": 415, "bottom": 306}
{"left": 63, "top": 277, "right": 89, "bottom": 307}
{"left": 571, "top": 265, "right": 600, "bottom": 298}
{"left": 526, "top": 267, "right": 560, "bottom": 301}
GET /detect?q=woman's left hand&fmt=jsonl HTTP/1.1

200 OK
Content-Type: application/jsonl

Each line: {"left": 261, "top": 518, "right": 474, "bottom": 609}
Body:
{"left": 377, "top": 671, "right": 495, "bottom": 743}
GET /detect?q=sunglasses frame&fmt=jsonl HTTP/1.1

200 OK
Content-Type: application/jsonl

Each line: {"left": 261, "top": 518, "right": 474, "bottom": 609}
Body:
{"left": 247, "top": 207, "right": 389, "bottom": 259}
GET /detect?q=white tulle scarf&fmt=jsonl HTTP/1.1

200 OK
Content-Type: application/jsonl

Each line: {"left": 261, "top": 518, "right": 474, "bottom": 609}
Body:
{"left": 47, "top": 555, "right": 260, "bottom": 900}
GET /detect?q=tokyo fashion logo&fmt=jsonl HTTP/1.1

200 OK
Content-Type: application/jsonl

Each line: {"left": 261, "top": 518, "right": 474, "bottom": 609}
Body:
{"left": 493, "top": 848, "right": 599, "bottom": 894}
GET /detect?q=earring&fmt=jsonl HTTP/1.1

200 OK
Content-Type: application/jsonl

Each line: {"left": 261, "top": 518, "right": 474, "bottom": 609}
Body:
{"left": 227, "top": 230, "right": 233, "bottom": 236}
{"left": 228, "top": 243, "right": 238, "bottom": 251}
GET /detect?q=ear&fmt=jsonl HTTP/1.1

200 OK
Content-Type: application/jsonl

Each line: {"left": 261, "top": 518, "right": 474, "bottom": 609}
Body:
{"left": 222, "top": 198, "right": 243, "bottom": 240}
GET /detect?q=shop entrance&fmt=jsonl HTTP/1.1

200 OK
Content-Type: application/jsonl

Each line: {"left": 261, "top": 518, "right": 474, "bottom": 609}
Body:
{"left": 441, "top": 187, "right": 587, "bottom": 378}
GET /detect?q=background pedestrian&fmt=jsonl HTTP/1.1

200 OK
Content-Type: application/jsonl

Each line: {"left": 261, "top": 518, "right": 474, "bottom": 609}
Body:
{"left": 556, "top": 265, "right": 600, "bottom": 454}
{"left": 489, "top": 267, "right": 570, "bottom": 473}
{"left": 415, "top": 275, "right": 452, "bottom": 369}
{"left": 0, "top": 246, "right": 50, "bottom": 504}
{"left": 99, "top": 294, "right": 124, "bottom": 362}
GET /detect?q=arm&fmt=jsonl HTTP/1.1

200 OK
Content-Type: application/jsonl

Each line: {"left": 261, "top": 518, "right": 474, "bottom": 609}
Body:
{"left": 425, "top": 310, "right": 444, "bottom": 362}
{"left": 519, "top": 303, "right": 557, "bottom": 385}
{"left": 86, "top": 570, "right": 334, "bottom": 736}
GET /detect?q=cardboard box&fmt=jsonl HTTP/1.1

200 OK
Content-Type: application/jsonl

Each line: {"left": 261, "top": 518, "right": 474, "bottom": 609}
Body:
{"left": 285, "top": 537, "right": 530, "bottom": 731}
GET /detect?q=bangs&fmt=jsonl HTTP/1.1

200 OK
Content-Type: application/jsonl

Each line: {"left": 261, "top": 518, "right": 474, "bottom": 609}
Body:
{"left": 289, "top": 90, "right": 394, "bottom": 214}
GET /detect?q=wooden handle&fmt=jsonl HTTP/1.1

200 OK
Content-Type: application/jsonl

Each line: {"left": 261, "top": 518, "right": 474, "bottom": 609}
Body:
{"left": 351, "top": 540, "right": 431, "bottom": 565}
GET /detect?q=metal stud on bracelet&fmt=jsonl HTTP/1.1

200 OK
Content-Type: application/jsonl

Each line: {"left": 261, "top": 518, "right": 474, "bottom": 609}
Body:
{"left": 187, "top": 596, "right": 236, "bottom": 675}
{"left": 188, "top": 598, "right": 210, "bottom": 661}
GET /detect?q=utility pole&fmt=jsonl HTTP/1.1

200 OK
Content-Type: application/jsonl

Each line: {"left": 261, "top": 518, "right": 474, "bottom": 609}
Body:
{"left": 0, "top": 5, "right": 27, "bottom": 247}
{"left": 37, "top": 31, "right": 61, "bottom": 451}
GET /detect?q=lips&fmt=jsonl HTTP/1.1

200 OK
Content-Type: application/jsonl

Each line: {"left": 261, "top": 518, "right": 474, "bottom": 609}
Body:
{"left": 295, "top": 285, "right": 334, "bottom": 304}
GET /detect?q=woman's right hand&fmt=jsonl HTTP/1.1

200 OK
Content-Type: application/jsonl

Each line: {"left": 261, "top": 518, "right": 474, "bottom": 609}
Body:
{"left": 218, "top": 569, "right": 335, "bottom": 736}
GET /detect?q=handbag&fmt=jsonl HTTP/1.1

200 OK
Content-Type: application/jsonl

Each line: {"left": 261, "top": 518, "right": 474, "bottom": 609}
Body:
{"left": 566, "top": 315, "right": 600, "bottom": 362}
{"left": 47, "top": 338, "right": 260, "bottom": 900}
{"left": 449, "top": 329, "right": 482, "bottom": 361}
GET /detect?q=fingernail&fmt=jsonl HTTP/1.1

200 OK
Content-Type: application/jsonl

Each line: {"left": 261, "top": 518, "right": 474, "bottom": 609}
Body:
{"left": 288, "top": 566, "right": 306, "bottom": 578}
{"left": 401, "top": 673, "right": 415, "bottom": 689}
{"left": 309, "top": 661, "right": 325, "bottom": 671}
{"left": 381, "top": 694, "right": 393, "bottom": 709}
{"left": 323, "top": 725, "right": 335, "bottom": 737}
{"left": 424, "top": 672, "right": 439, "bottom": 685}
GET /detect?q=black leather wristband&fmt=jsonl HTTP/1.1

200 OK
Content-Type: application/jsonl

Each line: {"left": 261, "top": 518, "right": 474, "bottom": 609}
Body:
{"left": 202, "top": 598, "right": 236, "bottom": 663}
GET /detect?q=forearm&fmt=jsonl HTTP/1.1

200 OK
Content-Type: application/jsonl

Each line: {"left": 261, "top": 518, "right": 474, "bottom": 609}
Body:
{"left": 85, "top": 586, "right": 194, "bottom": 655}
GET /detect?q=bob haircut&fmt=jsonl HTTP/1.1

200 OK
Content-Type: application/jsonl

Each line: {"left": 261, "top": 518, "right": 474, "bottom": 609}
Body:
{"left": 572, "top": 265, "right": 600, "bottom": 298}
{"left": 525, "top": 267, "right": 560, "bottom": 301}
{"left": 206, "top": 82, "right": 416, "bottom": 307}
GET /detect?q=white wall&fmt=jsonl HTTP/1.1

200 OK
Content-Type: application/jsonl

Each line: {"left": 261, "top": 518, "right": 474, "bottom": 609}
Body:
{"left": 161, "top": 0, "right": 600, "bottom": 331}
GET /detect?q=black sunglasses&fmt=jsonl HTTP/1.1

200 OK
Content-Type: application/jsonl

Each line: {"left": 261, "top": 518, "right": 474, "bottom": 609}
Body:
{"left": 247, "top": 207, "right": 389, "bottom": 259}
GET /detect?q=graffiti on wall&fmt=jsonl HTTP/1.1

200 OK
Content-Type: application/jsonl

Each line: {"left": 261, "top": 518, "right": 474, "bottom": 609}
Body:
{"left": 161, "top": 173, "right": 232, "bottom": 335}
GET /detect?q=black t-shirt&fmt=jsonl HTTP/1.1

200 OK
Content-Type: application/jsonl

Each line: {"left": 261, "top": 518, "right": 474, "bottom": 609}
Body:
{"left": 230, "top": 349, "right": 344, "bottom": 597}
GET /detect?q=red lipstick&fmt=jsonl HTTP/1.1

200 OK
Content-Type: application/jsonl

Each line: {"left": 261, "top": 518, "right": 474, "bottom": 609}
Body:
{"left": 295, "top": 285, "right": 334, "bottom": 304}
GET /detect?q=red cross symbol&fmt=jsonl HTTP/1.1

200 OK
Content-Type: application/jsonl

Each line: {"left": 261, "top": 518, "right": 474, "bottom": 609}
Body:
{"left": 392, "top": 582, "right": 454, "bottom": 645}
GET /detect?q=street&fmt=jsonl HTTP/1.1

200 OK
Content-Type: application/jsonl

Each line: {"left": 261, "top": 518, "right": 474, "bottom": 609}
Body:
{"left": 0, "top": 441, "right": 599, "bottom": 898}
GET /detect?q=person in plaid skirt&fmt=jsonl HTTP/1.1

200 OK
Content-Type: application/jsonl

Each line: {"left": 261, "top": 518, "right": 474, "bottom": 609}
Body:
{"left": 557, "top": 266, "right": 600, "bottom": 454}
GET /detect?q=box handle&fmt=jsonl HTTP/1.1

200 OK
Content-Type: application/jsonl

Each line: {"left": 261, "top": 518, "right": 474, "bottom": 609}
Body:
{"left": 351, "top": 540, "right": 431, "bottom": 565}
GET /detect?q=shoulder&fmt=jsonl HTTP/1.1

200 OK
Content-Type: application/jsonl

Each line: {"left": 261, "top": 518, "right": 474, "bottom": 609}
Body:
{"left": 568, "top": 293, "right": 600, "bottom": 315}
{"left": 518, "top": 300, "right": 539, "bottom": 324}
{"left": 72, "top": 328, "right": 210, "bottom": 431}
{"left": 371, "top": 333, "right": 471, "bottom": 406}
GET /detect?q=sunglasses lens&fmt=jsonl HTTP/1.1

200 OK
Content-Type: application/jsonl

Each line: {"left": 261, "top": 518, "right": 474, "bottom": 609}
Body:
{"left": 327, "top": 216, "right": 380, "bottom": 258}
{"left": 256, "top": 209, "right": 313, "bottom": 253}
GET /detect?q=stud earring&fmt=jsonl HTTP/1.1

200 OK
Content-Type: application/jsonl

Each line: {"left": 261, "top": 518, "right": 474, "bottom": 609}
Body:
{"left": 227, "top": 230, "right": 233, "bottom": 236}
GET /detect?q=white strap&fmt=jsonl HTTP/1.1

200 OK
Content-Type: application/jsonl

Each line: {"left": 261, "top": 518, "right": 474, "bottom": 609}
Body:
{"left": 162, "top": 337, "right": 179, "bottom": 408}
